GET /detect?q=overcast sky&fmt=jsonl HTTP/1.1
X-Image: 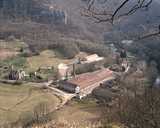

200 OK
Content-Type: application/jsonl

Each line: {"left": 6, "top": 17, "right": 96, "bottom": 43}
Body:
{"left": 155, "top": 0, "right": 160, "bottom": 3}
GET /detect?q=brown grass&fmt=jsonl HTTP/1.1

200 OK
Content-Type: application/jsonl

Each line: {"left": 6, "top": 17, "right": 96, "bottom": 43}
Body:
{"left": 26, "top": 50, "right": 74, "bottom": 71}
{"left": 53, "top": 100, "right": 102, "bottom": 128}
{"left": 0, "top": 49, "right": 18, "bottom": 60}
{"left": 0, "top": 83, "right": 60, "bottom": 125}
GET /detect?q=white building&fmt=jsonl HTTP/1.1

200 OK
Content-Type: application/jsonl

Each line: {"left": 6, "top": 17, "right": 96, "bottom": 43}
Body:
{"left": 82, "top": 54, "right": 104, "bottom": 64}
{"left": 58, "top": 63, "right": 70, "bottom": 80}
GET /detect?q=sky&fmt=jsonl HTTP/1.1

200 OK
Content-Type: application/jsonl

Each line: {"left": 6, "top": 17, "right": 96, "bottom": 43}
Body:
{"left": 155, "top": 0, "right": 160, "bottom": 3}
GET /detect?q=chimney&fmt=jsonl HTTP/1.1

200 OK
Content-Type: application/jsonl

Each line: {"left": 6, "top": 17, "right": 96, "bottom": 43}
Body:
{"left": 73, "top": 63, "right": 76, "bottom": 78}
{"left": 64, "top": 10, "right": 67, "bottom": 25}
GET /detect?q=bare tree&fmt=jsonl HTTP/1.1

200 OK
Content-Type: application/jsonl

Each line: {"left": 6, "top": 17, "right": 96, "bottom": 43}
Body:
{"left": 100, "top": 80, "right": 160, "bottom": 128}
{"left": 82, "top": 0, "right": 160, "bottom": 40}
{"left": 83, "top": 0, "right": 152, "bottom": 23}
{"left": 33, "top": 102, "right": 51, "bottom": 124}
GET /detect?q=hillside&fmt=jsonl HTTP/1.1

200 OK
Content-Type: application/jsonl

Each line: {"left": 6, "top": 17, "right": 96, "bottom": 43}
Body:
{"left": 1, "top": 0, "right": 160, "bottom": 40}
{"left": 0, "top": 1, "right": 160, "bottom": 127}
{"left": 1, "top": 0, "right": 160, "bottom": 70}
{"left": 1, "top": 0, "right": 160, "bottom": 68}
{"left": 0, "top": 0, "right": 111, "bottom": 41}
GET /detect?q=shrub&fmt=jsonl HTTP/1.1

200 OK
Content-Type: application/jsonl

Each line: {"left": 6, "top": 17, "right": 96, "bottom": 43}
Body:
{"left": 19, "top": 111, "right": 35, "bottom": 127}
{"left": 3, "top": 56, "right": 27, "bottom": 68}
{"left": 76, "top": 41, "right": 109, "bottom": 57}
{"left": 33, "top": 102, "right": 52, "bottom": 124}
{"left": 13, "top": 80, "right": 23, "bottom": 85}
{"left": 103, "top": 56, "right": 116, "bottom": 68}
{"left": 73, "top": 63, "right": 100, "bottom": 75}
{"left": 18, "top": 102, "right": 52, "bottom": 127}
{"left": 58, "top": 42, "right": 80, "bottom": 59}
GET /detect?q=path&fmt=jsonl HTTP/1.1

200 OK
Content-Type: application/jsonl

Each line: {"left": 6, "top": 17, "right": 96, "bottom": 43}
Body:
{"left": 28, "top": 81, "right": 75, "bottom": 111}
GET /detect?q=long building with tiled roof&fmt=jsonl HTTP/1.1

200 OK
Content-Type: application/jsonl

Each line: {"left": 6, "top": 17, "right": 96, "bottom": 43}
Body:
{"left": 59, "top": 68, "right": 114, "bottom": 98}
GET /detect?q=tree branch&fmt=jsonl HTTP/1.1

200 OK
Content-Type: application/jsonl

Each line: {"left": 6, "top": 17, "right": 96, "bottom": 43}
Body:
{"left": 84, "top": 0, "right": 153, "bottom": 23}
{"left": 135, "top": 25, "right": 160, "bottom": 41}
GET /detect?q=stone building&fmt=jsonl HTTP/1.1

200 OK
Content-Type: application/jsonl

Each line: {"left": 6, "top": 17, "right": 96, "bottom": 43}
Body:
{"left": 58, "top": 63, "right": 70, "bottom": 80}
{"left": 58, "top": 68, "right": 114, "bottom": 98}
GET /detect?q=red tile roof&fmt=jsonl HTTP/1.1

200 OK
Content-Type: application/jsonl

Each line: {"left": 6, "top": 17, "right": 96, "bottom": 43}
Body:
{"left": 68, "top": 68, "right": 113, "bottom": 89}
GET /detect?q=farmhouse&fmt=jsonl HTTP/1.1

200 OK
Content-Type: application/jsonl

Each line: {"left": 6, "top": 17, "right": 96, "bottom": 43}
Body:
{"left": 81, "top": 54, "right": 104, "bottom": 64}
{"left": 59, "top": 68, "right": 114, "bottom": 98}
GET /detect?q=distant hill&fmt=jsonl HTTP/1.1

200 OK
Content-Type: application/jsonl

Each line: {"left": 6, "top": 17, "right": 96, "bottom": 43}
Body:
{"left": 104, "top": 0, "right": 160, "bottom": 41}
{"left": 0, "top": 0, "right": 112, "bottom": 40}
{"left": 1, "top": 0, "right": 160, "bottom": 70}
{"left": 0, "top": 0, "right": 160, "bottom": 41}
{"left": 0, "top": 0, "right": 67, "bottom": 24}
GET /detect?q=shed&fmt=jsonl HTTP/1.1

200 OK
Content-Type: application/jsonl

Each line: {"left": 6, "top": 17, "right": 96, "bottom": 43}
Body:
{"left": 83, "top": 54, "right": 104, "bottom": 64}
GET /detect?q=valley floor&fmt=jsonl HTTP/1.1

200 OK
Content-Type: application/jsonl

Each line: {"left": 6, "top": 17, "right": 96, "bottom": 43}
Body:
{"left": 0, "top": 83, "right": 60, "bottom": 125}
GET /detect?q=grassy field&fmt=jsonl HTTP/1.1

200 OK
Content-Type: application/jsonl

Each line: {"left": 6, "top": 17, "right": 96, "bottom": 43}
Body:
{"left": 0, "top": 83, "right": 60, "bottom": 125}
{"left": 53, "top": 99, "right": 122, "bottom": 128}
{"left": 0, "top": 40, "right": 27, "bottom": 60}
{"left": 0, "top": 39, "right": 27, "bottom": 51}
{"left": 0, "top": 41, "right": 104, "bottom": 127}
{"left": 53, "top": 99, "right": 102, "bottom": 128}
{"left": 26, "top": 50, "right": 74, "bottom": 71}
{"left": 0, "top": 49, "right": 74, "bottom": 79}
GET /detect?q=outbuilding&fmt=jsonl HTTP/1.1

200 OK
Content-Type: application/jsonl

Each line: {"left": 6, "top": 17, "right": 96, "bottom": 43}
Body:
{"left": 59, "top": 80, "right": 80, "bottom": 93}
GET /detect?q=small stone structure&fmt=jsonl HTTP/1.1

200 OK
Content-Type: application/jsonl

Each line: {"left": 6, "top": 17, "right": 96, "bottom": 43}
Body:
{"left": 58, "top": 63, "right": 70, "bottom": 80}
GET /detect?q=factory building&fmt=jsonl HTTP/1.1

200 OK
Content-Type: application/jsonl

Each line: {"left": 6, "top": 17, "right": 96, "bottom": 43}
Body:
{"left": 59, "top": 68, "right": 114, "bottom": 98}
